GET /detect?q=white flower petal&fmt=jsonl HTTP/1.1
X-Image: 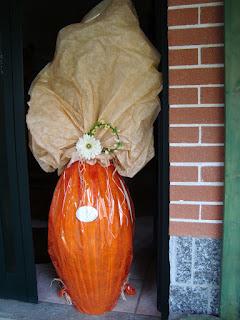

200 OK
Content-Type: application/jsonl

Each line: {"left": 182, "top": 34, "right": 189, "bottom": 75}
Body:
{"left": 76, "top": 134, "right": 102, "bottom": 160}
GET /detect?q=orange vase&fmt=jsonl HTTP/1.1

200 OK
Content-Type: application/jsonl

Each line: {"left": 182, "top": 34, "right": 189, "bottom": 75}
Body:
{"left": 48, "top": 161, "right": 135, "bottom": 314}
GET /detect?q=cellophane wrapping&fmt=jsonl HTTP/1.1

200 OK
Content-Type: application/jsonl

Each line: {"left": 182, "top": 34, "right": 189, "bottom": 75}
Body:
{"left": 48, "top": 162, "right": 135, "bottom": 314}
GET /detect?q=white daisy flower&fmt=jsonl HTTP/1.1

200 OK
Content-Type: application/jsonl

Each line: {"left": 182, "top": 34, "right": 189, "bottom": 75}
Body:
{"left": 76, "top": 134, "right": 102, "bottom": 160}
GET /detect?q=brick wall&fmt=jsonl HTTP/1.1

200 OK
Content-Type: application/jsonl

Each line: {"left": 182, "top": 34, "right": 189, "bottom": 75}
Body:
{"left": 168, "top": 0, "right": 224, "bottom": 239}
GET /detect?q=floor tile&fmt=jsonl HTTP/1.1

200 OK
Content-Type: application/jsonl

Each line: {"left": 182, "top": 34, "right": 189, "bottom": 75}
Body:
{"left": 130, "top": 216, "right": 154, "bottom": 280}
{"left": 113, "top": 279, "right": 143, "bottom": 313}
{"left": 0, "top": 299, "right": 162, "bottom": 320}
{"left": 134, "top": 216, "right": 153, "bottom": 250}
{"left": 130, "top": 248, "right": 152, "bottom": 280}
{"left": 36, "top": 263, "right": 65, "bottom": 304}
{"left": 136, "top": 262, "right": 161, "bottom": 317}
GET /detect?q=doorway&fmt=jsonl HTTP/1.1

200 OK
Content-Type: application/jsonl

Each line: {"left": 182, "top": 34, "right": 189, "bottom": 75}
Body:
{"left": 0, "top": 0, "right": 169, "bottom": 317}
{"left": 23, "top": 0, "right": 161, "bottom": 316}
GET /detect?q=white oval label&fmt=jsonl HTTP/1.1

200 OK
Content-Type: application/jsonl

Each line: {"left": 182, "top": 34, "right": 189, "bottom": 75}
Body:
{"left": 76, "top": 206, "right": 98, "bottom": 222}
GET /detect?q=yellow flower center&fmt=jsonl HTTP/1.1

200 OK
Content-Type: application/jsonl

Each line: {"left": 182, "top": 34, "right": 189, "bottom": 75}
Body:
{"left": 86, "top": 143, "right": 92, "bottom": 149}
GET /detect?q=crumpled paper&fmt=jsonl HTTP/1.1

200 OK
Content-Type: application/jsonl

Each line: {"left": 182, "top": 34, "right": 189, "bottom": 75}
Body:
{"left": 26, "top": 0, "right": 162, "bottom": 177}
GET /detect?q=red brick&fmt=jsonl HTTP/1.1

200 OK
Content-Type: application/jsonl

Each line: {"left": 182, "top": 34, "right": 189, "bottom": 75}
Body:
{"left": 169, "top": 221, "right": 222, "bottom": 238}
{"left": 170, "top": 185, "right": 224, "bottom": 201}
{"left": 170, "top": 127, "right": 199, "bottom": 143}
{"left": 170, "top": 204, "right": 199, "bottom": 219}
{"left": 201, "top": 126, "right": 224, "bottom": 143}
{"left": 170, "top": 146, "right": 224, "bottom": 162}
{"left": 170, "top": 107, "right": 224, "bottom": 124}
{"left": 169, "top": 49, "right": 198, "bottom": 66}
{"left": 169, "top": 88, "right": 198, "bottom": 104}
{"left": 201, "top": 166, "right": 224, "bottom": 182}
{"left": 168, "top": 8, "right": 198, "bottom": 26}
{"left": 169, "top": 67, "right": 224, "bottom": 85}
{"left": 201, "top": 205, "right": 223, "bottom": 220}
{"left": 200, "top": 86, "right": 224, "bottom": 104}
{"left": 169, "top": 0, "right": 220, "bottom": 5}
{"left": 200, "top": 5, "right": 224, "bottom": 24}
{"left": 170, "top": 166, "right": 198, "bottom": 181}
{"left": 168, "top": 27, "right": 224, "bottom": 46}
{"left": 201, "top": 47, "right": 224, "bottom": 64}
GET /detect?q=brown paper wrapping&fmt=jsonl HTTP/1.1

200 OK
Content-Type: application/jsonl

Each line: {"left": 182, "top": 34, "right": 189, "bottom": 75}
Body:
{"left": 26, "top": 0, "right": 162, "bottom": 177}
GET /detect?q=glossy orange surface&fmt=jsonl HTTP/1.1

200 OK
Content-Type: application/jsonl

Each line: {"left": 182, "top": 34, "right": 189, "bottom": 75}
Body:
{"left": 48, "top": 162, "right": 134, "bottom": 314}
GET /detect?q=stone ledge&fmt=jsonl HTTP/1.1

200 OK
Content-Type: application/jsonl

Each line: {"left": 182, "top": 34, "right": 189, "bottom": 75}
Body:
{"left": 169, "top": 236, "right": 222, "bottom": 315}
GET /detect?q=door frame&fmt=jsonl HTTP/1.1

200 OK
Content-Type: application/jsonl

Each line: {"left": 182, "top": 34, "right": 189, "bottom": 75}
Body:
{"left": 220, "top": 0, "right": 240, "bottom": 318}
{"left": 0, "top": 0, "right": 37, "bottom": 302}
{"left": 0, "top": 0, "right": 171, "bottom": 313}
{"left": 154, "top": 0, "right": 170, "bottom": 318}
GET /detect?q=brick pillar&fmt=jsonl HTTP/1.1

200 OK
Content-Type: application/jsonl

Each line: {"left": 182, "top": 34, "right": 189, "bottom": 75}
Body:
{"left": 167, "top": 0, "right": 224, "bottom": 316}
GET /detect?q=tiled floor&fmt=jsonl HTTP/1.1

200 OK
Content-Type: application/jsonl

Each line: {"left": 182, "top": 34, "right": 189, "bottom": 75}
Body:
{"left": 36, "top": 216, "right": 161, "bottom": 318}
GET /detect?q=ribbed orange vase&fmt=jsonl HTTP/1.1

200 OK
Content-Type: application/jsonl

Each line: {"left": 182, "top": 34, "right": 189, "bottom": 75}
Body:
{"left": 48, "top": 161, "right": 134, "bottom": 314}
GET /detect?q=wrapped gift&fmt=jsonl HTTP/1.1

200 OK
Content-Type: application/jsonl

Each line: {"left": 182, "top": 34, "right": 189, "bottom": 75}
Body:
{"left": 27, "top": 0, "right": 162, "bottom": 314}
